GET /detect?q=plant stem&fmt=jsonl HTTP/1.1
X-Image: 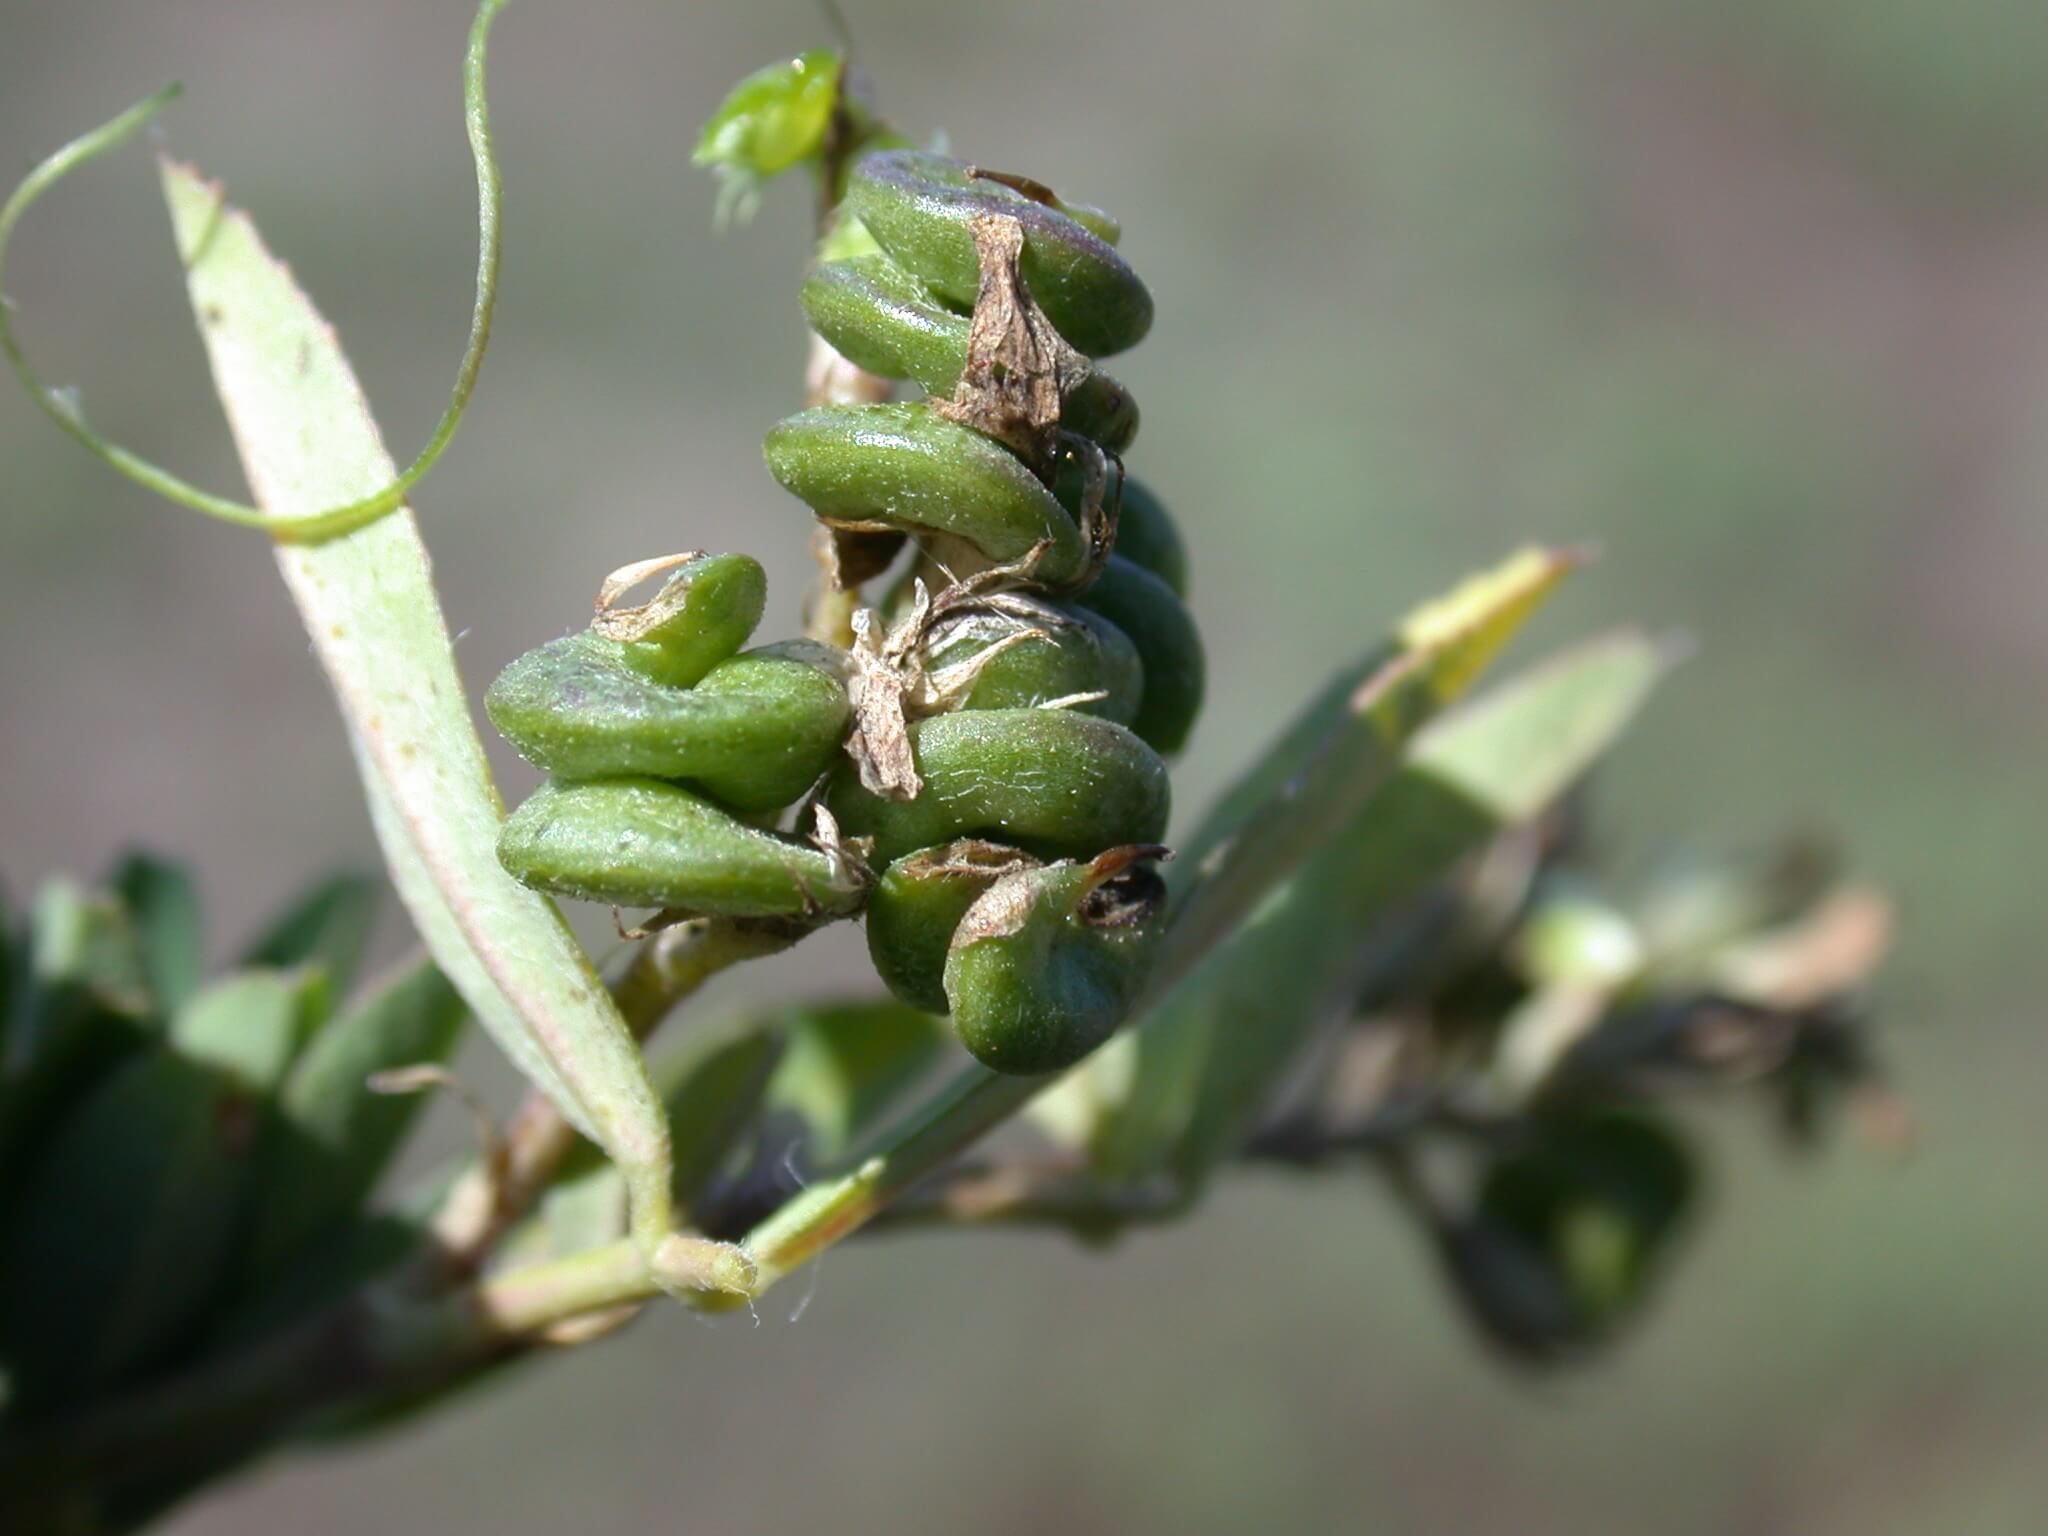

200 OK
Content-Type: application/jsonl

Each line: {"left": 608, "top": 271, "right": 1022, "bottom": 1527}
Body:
{"left": 738, "top": 1065, "right": 1038, "bottom": 1293}
{"left": 427, "top": 917, "right": 810, "bottom": 1267}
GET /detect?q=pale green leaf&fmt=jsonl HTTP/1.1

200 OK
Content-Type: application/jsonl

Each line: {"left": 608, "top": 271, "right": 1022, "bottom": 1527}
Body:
{"left": 1083, "top": 627, "right": 1672, "bottom": 1184}
{"left": 158, "top": 162, "right": 672, "bottom": 1240}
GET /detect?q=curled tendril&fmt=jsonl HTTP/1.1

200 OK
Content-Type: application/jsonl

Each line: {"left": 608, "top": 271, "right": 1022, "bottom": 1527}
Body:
{"left": 0, "top": 0, "right": 509, "bottom": 542}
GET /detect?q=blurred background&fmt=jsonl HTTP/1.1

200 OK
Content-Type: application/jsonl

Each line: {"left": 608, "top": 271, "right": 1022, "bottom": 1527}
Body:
{"left": 4, "top": 0, "right": 2045, "bottom": 1530}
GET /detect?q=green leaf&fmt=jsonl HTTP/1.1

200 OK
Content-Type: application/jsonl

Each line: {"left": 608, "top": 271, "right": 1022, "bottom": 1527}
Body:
{"left": 1083, "top": 628, "right": 1672, "bottom": 1185}
{"left": 240, "top": 960, "right": 467, "bottom": 1279}
{"left": 0, "top": 880, "right": 156, "bottom": 1182}
{"left": 110, "top": 852, "right": 206, "bottom": 1012}
{"left": 158, "top": 162, "right": 674, "bottom": 1246}
{"left": 0, "top": 1050, "right": 247, "bottom": 1408}
{"left": 170, "top": 969, "right": 326, "bottom": 1095}
{"left": 1155, "top": 547, "right": 1581, "bottom": 984}
{"left": 238, "top": 871, "right": 378, "bottom": 997}
{"left": 764, "top": 999, "right": 956, "bottom": 1165}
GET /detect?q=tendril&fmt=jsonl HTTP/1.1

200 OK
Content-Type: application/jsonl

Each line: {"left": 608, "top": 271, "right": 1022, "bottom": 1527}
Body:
{"left": 0, "top": 0, "right": 511, "bottom": 542}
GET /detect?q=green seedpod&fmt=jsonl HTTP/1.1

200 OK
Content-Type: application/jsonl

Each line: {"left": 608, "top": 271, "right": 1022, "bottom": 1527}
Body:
{"left": 824, "top": 708, "right": 1171, "bottom": 865}
{"left": 499, "top": 777, "right": 869, "bottom": 919}
{"left": 926, "top": 603, "right": 1144, "bottom": 725}
{"left": 600, "top": 552, "right": 767, "bottom": 689}
{"left": 848, "top": 151, "right": 1152, "bottom": 358}
{"left": 240, "top": 959, "right": 467, "bottom": 1280}
{"left": 765, "top": 402, "right": 1088, "bottom": 585}
{"left": 1106, "top": 477, "right": 1188, "bottom": 596}
{"left": 945, "top": 847, "right": 1170, "bottom": 1074}
{"left": 866, "top": 841, "right": 1041, "bottom": 1014}
{"left": 800, "top": 255, "right": 1139, "bottom": 450}
{"left": 110, "top": 852, "right": 206, "bottom": 1012}
{"left": 487, "top": 631, "right": 850, "bottom": 813}
{"left": 237, "top": 871, "right": 378, "bottom": 998}
{"left": 1049, "top": 461, "right": 1188, "bottom": 596}
{"left": 1074, "top": 555, "right": 1205, "bottom": 755}
{"left": 0, "top": 1050, "right": 247, "bottom": 1407}
{"left": 170, "top": 969, "right": 326, "bottom": 1094}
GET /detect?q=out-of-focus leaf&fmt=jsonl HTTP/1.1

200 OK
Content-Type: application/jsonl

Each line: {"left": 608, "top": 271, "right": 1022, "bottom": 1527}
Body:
{"left": 764, "top": 999, "right": 955, "bottom": 1164}
{"left": 216, "top": 1161, "right": 458, "bottom": 1355}
{"left": 160, "top": 163, "right": 671, "bottom": 1221}
{"left": 665, "top": 1032, "right": 784, "bottom": 1218}
{"left": 1083, "top": 629, "right": 1672, "bottom": 1185}
{"left": 1431, "top": 1109, "right": 1695, "bottom": 1364}
{"left": 111, "top": 852, "right": 206, "bottom": 1012}
{"left": 170, "top": 969, "right": 325, "bottom": 1095}
{"left": 238, "top": 871, "right": 378, "bottom": 1000}
{"left": 240, "top": 960, "right": 466, "bottom": 1279}
{"left": 1634, "top": 841, "right": 1836, "bottom": 986}
{"left": 0, "top": 881, "right": 156, "bottom": 1180}
{"left": 1514, "top": 880, "right": 1643, "bottom": 990}
{"left": 1153, "top": 548, "right": 1582, "bottom": 983}
{"left": 0, "top": 1050, "right": 247, "bottom": 1408}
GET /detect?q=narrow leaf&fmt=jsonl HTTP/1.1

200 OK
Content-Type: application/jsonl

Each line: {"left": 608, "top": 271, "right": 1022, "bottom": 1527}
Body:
{"left": 239, "top": 959, "right": 466, "bottom": 1280}
{"left": 1087, "top": 628, "right": 1672, "bottom": 1183}
{"left": 158, "top": 162, "right": 673, "bottom": 1239}
{"left": 238, "top": 871, "right": 378, "bottom": 996}
{"left": 170, "top": 969, "right": 324, "bottom": 1094}
{"left": 0, "top": 881, "right": 156, "bottom": 1181}
{"left": 111, "top": 852, "right": 207, "bottom": 1012}
{"left": 0, "top": 1051, "right": 246, "bottom": 1408}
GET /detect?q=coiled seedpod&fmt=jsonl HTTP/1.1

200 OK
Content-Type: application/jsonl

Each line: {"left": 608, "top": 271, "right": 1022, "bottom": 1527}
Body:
{"left": 776, "top": 143, "right": 1203, "bottom": 1068}
{"left": 486, "top": 72, "right": 1208, "bottom": 1074}
{"left": 489, "top": 552, "right": 865, "bottom": 921}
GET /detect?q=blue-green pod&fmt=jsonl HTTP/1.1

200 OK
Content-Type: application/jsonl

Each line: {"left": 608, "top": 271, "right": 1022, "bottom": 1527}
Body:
{"left": 0, "top": 1050, "right": 246, "bottom": 1407}
{"left": 765, "top": 402, "right": 1089, "bottom": 584}
{"left": 1074, "top": 555, "right": 1205, "bottom": 755}
{"left": 800, "top": 255, "right": 1139, "bottom": 450}
{"left": 1105, "top": 477, "right": 1188, "bottom": 597}
{"left": 499, "top": 777, "right": 868, "bottom": 919}
{"left": 944, "top": 847, "right": 1170, "bottom": 1074}
{"left": 925, "top": 602, "right": 1144, "bottom": 724}
{"left": 603, "top": 552, "right": 767, "bottom": 689}
{"left": 825, "top": 708, "right": 1170, "bottom": 865}
{"left": 847, "top": 151, "right": 1153, "bottom": 358}
{"left": 865, "top": 841, "right": 1033, "bottom": 1014}
{"left": 487, "top": 632, "right": 850, "bottom": 813}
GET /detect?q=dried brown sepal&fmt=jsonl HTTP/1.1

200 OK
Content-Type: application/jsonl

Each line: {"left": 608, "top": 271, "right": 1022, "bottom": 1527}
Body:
{"left": 933, "top": 213, "right": 1092, "bottom": 471}
{"left": 842, "top": 569, "right": 1062, "bottom": 799}
{"left": 806, "top": 801, "right": 876, "bottom": 897}
{"left": 591, "top": 550, "right": 709, "bottom": 644}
